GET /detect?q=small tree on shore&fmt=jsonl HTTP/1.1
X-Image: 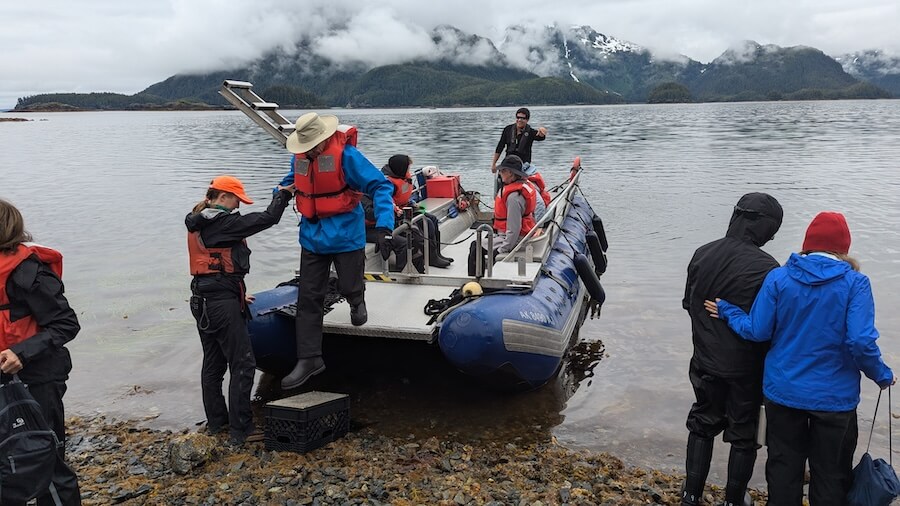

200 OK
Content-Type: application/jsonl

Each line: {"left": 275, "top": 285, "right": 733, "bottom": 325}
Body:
{"left": 647, "top": 82, "right": 692, "bottom": 103}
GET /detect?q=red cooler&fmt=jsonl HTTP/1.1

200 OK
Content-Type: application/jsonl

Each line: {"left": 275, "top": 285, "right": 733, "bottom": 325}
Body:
{"left": 426, "top": 174, "right": 461, "bottom": 199}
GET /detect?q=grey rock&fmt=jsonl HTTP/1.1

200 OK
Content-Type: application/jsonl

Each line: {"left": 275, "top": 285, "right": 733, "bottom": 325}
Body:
{"left": 168, "top": 433, "right": 219, "bottom": 475}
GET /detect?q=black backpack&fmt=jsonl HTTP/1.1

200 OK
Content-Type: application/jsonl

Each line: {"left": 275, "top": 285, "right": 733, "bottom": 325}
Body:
{"left": 0, "top": 375, "right": 60, "bottom": 503}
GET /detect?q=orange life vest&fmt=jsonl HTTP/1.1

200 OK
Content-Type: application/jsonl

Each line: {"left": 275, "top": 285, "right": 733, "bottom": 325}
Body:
{"left": 0, "top": 243, "right": 63, "bottom": 351}
{"left": 365, "top": 174, "right": 413, "bottom": 227}
{"left": 528, "top": 173, "right": 551, "bottom": 205}
{"left": 293, "top": 127, "right": 362, "bottom": 220}
{"left": 187, "top": 231, "right": 247, "bottom": 276}
{"left": 493, "top": 181, "right": 537, "bottom": 235}
{"left": 388, "top": 173, "right": 414, "bottom": 208}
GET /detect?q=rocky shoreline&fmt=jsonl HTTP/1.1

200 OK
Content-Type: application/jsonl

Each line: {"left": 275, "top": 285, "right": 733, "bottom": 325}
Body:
{"left": 65, "top": 416, "right": 766, "bottom": 505}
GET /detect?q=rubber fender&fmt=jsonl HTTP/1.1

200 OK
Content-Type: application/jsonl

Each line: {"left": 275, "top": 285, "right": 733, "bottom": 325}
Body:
{"left": 574, "top": 253, "right": 606, "bottom": 304}
{"left": 585, "top": 231, "right": 607, "bottom": 275}
{"left": 462, "top": 281, "right": 483, "bottom": 297}
{"left": 591, "top": 215, "right": 608, "bottom": 252}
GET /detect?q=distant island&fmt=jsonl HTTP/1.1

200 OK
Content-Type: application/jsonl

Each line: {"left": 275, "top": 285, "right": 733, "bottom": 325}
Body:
{"left": 13, "top": 26, "right": 899, "bottom": 112}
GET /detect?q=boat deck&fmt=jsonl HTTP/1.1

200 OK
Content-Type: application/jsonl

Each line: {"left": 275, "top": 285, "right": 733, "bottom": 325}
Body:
{"left": 319, "top": 196, "right": 553, "bottom": 342}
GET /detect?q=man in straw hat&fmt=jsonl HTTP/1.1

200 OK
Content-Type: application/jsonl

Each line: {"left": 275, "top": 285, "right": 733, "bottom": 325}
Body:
{"left": 276, "top": 112, "right": 395, "bottom": 390}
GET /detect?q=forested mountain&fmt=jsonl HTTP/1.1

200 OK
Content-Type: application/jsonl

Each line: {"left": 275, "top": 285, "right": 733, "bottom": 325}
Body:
{"left": 835, "top": 50, "right": 900, "bottom": 97}
{"left": 14, "top": 25, "right": 895, "bottom": 111}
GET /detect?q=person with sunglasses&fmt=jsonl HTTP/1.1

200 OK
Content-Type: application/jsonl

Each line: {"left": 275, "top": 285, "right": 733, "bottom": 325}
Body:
{"left": 489, "top": 107, "right": 548, "bottom": 175}
{"left": 681, "top": 192, "right": 784, "bottom": 506}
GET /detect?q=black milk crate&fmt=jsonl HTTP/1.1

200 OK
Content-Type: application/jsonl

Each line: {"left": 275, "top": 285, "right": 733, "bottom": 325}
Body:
{"left": 264, "top": 391, "right": 350, "bottom": 453}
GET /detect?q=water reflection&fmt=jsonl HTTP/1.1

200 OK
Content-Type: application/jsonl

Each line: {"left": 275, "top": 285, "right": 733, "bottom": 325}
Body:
{"left": 252, "top": 337, "right": 606, "bottom": 443}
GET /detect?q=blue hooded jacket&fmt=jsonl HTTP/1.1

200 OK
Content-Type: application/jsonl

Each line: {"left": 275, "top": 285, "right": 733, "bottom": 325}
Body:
{"left": 278, "top": 145, "right": 395, "bottom": 254}
{"left": 717, "top": 252, "right": 893, "bottom": 412}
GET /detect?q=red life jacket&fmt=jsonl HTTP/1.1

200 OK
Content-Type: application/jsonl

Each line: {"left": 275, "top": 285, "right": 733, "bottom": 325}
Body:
{"left": 187, "top": 231, "right": 247, "bottom": 276}
{"left": 365, "top": 174, "right": 412, "bottom": 227}
{"left": 388, "top": 173, "right": 414, "bottom": 208}
{"left": 293, "top": 127, "right": 362, "bottom": 220}
{"left": 528, "top": 173, "right": 551, "bottom": 205}
{"left": 1, "top": 243, "right": 63, "bottom": 351}
{"left": 493, "top": 181, "right": 537, "bottom": 235}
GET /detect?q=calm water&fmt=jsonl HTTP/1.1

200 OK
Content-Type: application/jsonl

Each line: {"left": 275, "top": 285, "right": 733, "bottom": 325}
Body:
{"left": 2, "top": 100, "right": 899, "bottom": 486}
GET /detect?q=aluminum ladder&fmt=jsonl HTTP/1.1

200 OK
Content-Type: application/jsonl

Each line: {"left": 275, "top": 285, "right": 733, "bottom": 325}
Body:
{"left": 218, "top": 80, "right": 294, "bottom": 147}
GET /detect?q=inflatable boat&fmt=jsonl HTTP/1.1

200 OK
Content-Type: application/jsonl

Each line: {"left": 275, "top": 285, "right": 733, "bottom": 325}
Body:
{"left": 221, "top": 80, "right": 609, "bottom": 389}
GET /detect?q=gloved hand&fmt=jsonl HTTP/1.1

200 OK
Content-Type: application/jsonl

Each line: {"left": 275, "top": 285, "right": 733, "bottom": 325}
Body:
{"left": 374, "top": 228, "right": 393, "bottom": 261}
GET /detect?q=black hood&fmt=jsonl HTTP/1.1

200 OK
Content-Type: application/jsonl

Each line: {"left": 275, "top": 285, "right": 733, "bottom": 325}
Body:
{"left": 725, "top": 192, "right": 783, "bottom": 247}
{"left": 184, "top": 208, "right": 225, "bottom": 233}
{"left": 384, "top": 155, "right": 410, "bottom": 179}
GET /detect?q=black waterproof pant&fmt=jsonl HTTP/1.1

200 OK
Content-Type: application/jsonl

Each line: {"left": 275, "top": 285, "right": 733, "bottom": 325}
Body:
{"left": 686, "top": 360, "right": 762, "bottom": 449}
{"left": 4, "top": 381, "right": 81, "bottom": 506}
{"left": 190, "top": 294, "right": 256, "bottom": 442}
{"left": 296, "top": 248, "right": 365, "bottom": 358}
{"left": 764, "top": 399, "right": 857, "bottom": 506}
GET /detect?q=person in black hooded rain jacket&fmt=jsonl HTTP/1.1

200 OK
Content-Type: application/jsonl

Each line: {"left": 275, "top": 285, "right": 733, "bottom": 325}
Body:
{"left": 185, "top": 176, "right": 293, "bottom": 446}
{"left": 680, "top": 192, "right": 783, "bottom": 506}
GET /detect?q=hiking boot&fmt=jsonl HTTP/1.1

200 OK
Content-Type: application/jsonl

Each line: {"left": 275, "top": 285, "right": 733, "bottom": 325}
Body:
{"left": 229, "top": 427, "right": 264, "bottom": 447}
{"left": 280, "top": 356, "right": 326, "bottom": 390}
{"left": 201, "top": 423, "right": 227, "bottom": 435}
{"left": 350, "top": 301, "right": 367, "bottom": 326}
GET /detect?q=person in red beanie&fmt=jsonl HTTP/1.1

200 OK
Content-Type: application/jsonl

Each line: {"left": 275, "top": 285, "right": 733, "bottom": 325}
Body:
{"left": 705, "top": 211, "right": 895, "bottom": 505}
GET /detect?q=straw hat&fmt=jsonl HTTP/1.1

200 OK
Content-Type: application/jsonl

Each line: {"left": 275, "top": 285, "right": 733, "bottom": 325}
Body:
{"left": 286, "top": 112, "right": 339, "bottom": 154}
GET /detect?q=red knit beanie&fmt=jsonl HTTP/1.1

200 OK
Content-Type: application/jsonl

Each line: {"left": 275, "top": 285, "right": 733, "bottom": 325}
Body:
{"left": 802, "top": 212, "right": 851, "bottom": 254}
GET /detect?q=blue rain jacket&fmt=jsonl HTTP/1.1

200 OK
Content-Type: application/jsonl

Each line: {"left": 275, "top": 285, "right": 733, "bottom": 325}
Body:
{"left": 717, "top": 252, "right": 893, "bottom": 412}
{"left": 278, "top": 145, "right": 395, "bottom": 254}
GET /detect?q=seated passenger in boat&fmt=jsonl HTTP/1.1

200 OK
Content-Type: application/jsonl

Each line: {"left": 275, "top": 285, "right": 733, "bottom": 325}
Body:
{"left": 493, "top": 155, "right": 538, "bottom": 254}
{"left": 467, "top": 155, "right": 538, "bottom": 275}
{"left": 522, "top": 161, "right": 550, "bottom": 222}
{"left": 362, "top": 155, "right": 451, "bottom": 272}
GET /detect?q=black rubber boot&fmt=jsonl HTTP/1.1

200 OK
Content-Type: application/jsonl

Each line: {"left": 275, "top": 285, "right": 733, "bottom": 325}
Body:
{"left": 723, "top": 447, "right": 756, "bottom": 506}
{"left": 280, "top": 356, "right": 326, "bottom": 390}
{"left": 428, "top": 250, "right": 451, "bottom": 268}
{"left": 682, "top": 433, "right": 715, "bottom": 505}
{"left": 393, "top": 248, "right": 426, "bottom": 273}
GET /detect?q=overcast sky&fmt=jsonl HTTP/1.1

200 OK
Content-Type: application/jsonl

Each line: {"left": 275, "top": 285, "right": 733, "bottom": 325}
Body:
{"left": 2, "top": 0, "right": 898, "bottom": 109}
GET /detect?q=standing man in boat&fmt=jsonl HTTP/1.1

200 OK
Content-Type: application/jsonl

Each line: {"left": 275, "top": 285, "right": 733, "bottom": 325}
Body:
{"left": 680, "top": 193, "right": 783, "bottom": 506}
{"left": 489, "top": 107, "right": 548, "bottom": 175}
{"left": 277, "top": 113, "right": 395, "bottom": 390}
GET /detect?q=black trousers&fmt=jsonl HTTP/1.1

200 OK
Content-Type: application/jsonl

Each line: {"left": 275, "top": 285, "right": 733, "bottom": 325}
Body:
{"left": 764, "top": 399, "right": 857, "bottom": 506}
{"left": 190, "top": 295, "right": 256, "bottom": 441}
{"left": 4, "top": 380, "right": 81, "bottom": 506}
{"left": 296, "top": 248, "right": 365, "bottom": 358}
{"left": 685, "top": 359, "right": 762, "bottom": 449}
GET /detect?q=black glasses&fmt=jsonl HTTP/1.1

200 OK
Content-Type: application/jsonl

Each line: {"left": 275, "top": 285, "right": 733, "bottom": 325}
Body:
{"left": 516, "top": 116, "right": 527, "bottom": 120}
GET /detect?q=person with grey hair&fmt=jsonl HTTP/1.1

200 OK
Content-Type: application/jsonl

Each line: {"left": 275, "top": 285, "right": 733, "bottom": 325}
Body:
{"left": 493, "top": 155, "right": 539, "bottom": 254}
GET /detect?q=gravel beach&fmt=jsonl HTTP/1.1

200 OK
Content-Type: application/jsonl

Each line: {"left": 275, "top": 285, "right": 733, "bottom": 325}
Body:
{"left": 66, "top": 416, "right": 766, "bottom": 505}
